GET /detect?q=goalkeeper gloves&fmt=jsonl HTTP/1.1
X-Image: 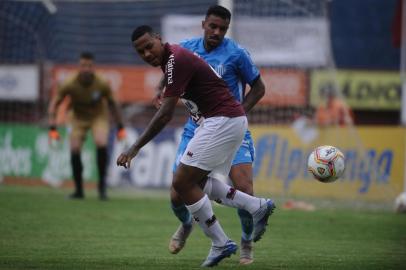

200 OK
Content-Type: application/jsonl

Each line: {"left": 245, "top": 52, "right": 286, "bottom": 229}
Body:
{"left": 48, "top": 125, "right": 60, "bottom": 141}
{"left": 116, "top": 123, "right": 127, "bottom": 141}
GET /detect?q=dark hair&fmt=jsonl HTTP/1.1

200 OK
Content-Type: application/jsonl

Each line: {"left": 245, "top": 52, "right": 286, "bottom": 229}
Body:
{"left": 131, "top": 25, "right": 154, "bottom": 42}
{"left": 206, "top": 5, "right": 231, "bottom": 20}
{"left": 80, "top": 51, "right": 94, "bottom": 60}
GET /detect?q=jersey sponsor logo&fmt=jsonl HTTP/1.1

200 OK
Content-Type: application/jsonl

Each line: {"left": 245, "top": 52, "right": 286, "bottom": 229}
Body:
{"left": 214, "top": 64, "right": 226, "bottom": 78}
{"left": 166, "top": 54, "right": 175, "bottom": 85}
{"left": 187, "top": 151, "right": 193, "bottom": 157}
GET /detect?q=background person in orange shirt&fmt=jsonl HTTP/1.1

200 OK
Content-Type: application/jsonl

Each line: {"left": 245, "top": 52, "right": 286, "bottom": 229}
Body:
{"left": 314, "top": 88, "right": 354, "bottom": 127}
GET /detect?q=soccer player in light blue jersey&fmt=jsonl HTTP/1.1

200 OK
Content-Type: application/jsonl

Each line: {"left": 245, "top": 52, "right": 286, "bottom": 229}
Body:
{"left": 155, "top": 5, "right": 267, "bottom": 265}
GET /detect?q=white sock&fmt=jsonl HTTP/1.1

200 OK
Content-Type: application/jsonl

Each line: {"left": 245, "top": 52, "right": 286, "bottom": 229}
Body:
{"left": 186, "top": 195, "right": 229, "bottom": 247}
{"left": 204, "top": 177, "right": 264, "bottom": 214}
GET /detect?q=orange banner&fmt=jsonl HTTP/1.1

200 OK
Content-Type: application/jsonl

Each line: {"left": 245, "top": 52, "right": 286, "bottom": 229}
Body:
{"left": 52, "top": 66, "right": 308, "bottom": 106}
{"left": 52, "top": 65, "right": 162, "bottom": 103}
{"left": 259, "top": 68, "right": 307, "bottom": 106}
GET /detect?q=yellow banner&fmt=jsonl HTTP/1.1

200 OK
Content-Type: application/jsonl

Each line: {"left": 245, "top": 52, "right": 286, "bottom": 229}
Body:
{"left": 251, "top": 126, "right": 404, "bottom": 202}
{"left": 310, "top": 70, "right": 401, "bottom": 110}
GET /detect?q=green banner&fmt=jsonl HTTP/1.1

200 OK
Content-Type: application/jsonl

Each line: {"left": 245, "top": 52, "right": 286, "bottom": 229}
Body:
{"left": 310, "top": 70, "right": 401, "bottom": 110}
{"left": 0, "top": 124, "right": 97, "bottom": 185}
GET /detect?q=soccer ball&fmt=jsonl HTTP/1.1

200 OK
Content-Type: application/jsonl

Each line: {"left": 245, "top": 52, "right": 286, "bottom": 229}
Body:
{"left": 308, "top": 145, "right": 345, "bottom": 183}
{"left": 394, "top": 192, "right": 406, "bottom": 213}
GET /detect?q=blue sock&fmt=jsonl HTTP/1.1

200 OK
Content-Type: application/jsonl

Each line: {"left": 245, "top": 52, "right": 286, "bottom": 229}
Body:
{"left": 238, "top": 208, "right": 253, "bottom": 241}
{"left": 171, "top": 203, "right": 192, "bottom": 226}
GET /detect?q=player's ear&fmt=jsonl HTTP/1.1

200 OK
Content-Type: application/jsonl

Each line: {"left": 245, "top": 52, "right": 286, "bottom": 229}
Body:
{"left": 201, "top": 20, "right": 205, "bottom": 29}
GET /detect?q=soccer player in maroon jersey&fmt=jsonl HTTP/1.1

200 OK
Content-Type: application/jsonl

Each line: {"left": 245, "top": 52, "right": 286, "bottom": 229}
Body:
{"left": 116, "top": 25, "right": 275, "bottom": 267}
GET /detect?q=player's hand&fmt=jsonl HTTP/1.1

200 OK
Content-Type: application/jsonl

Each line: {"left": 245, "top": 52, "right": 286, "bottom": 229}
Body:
{"left": 116, "top": 124, "right": 127, "bottom": 141}
{"left": 116, "top": 147, "right": 139, "bottom": 169}
{"left": 152, "top": 92, "right": 163, "bottom": 109}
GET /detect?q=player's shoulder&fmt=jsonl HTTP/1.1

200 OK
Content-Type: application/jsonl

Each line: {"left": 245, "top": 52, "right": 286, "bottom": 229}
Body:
{"left": 222, "top": 38, "right": 248, "bottom": 53}
{"left": 59, "top": 74, "right": 77, "bottom": 90}
{"left": 179, "top": 37, "right": 202, "bottom": 50}
{"left": 221, "top": 38, "right": 252, "bottom": 60}
{"left": 170, "top": 43, "right": 199, "bottom": 64}
{"left": 94, "top": 73, "right": 108, "bottom": 84}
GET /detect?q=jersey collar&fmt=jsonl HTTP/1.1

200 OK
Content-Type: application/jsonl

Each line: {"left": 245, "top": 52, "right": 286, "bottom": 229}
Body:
{"left": 200, "top": 37, "right": 227, "bottom": 54}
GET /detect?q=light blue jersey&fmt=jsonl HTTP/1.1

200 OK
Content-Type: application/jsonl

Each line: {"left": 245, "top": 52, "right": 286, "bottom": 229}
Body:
{"left": 173, "top": 37, "right": 260, "bottom": 172}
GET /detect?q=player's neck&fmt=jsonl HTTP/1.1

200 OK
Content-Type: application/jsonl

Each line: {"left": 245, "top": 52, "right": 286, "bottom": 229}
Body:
{"left": 203, "top": 40, "right": 216, "bottom": 53}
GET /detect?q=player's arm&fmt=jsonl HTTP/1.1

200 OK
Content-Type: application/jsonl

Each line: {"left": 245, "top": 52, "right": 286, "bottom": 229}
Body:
{"left": 242, "top": 76, "right": 265, "bottom": 113}
{"left": 237, "top": 47, "right": 265, "bottom": 113}
{"left": 47, "top": 87, "right": 67, "bottom": 141}
{"left": 117, "top": 96, "right": 178, "bottom": 168}
{"left": 47, "top": 88, "right": 67, "bottom": 126}
{"left": 102, "top": 82, "right": 127, "bottom": 139}
{"left": 107, "top": 97, "right": 128, "bottom": 140}
{"left": 152, "top": 75, "right": 166, "bottom": 109}
{"left": 107, "top": 98, "right": 124, "bottom": 127}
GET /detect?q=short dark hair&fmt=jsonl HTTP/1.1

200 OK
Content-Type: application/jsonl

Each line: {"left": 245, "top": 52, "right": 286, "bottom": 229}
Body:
{"left": 80, "top": 51, "right": 94, "bottom": 60}
{"left": 131, "top": 25, "right": 154, "bottom": 42}
{"left": 206, "top": 5, "right": 231, "bottom": 21}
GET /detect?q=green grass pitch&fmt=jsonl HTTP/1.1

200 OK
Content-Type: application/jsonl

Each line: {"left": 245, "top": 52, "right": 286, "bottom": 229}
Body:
{"left": 0, "top": 185, "right": 405, "bottom": 269}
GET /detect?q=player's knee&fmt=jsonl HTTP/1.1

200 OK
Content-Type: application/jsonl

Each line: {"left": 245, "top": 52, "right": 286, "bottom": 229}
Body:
{"left": 170, "top": 185, "right": 183, "bottom": 205}
{"left": 172, "top": 176, "right": 188, "bottom": 195}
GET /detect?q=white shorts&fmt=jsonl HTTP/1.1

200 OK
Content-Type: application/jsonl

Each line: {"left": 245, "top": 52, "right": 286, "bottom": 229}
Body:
{"left": 180, "top": 116, "right": 248, "bottom": 177}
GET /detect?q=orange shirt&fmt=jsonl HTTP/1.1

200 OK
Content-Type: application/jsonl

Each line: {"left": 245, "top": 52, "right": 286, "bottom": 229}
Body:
{"left": 315, "top": 98, "right": 353, "bottom": 126}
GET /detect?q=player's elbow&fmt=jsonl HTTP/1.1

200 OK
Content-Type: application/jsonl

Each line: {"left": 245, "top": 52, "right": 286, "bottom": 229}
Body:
{"left": 252, "top": 79, "right": 266, "bottom": 99}
{"left": 257, "top": 85, "right": 265, "bottom": 99}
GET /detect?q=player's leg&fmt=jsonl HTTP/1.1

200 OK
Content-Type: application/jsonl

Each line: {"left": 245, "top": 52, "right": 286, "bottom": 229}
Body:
{"left": 69, "top": 117, "right": 87, "bottom": 199}
{"left": 168, "top": 133, "right": 195, "bottom": 253}
{"left": 229, "top": 137, "right": 255, "bottom": 264}
{"left": 170, "top": 133, "right": 193, "bottom": 225}
{"left": 169, "top": 176, "right": 210, "bottom": 254}
{"left": 204, "top": 124, "right": 274, "bottom": 244}
{"left": 203, "top": 175, "right": 275, "bottom": 243}
{"left": 230, "top": 163, "right": 255, "bottom": 264}
{"left": 173, "top": 164, "right": 237, "bottom": 267}
{"left": 170, "top": 184, "right": 193, "bottom": 226}
{"left": 168, "top": 183, "right": 194, "bottom": 254}
{"left": 91, "top": 115, "right": 109, "bottom": 200}
{"left": 175, "top": 116, "right": 248, "bottom": 267}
